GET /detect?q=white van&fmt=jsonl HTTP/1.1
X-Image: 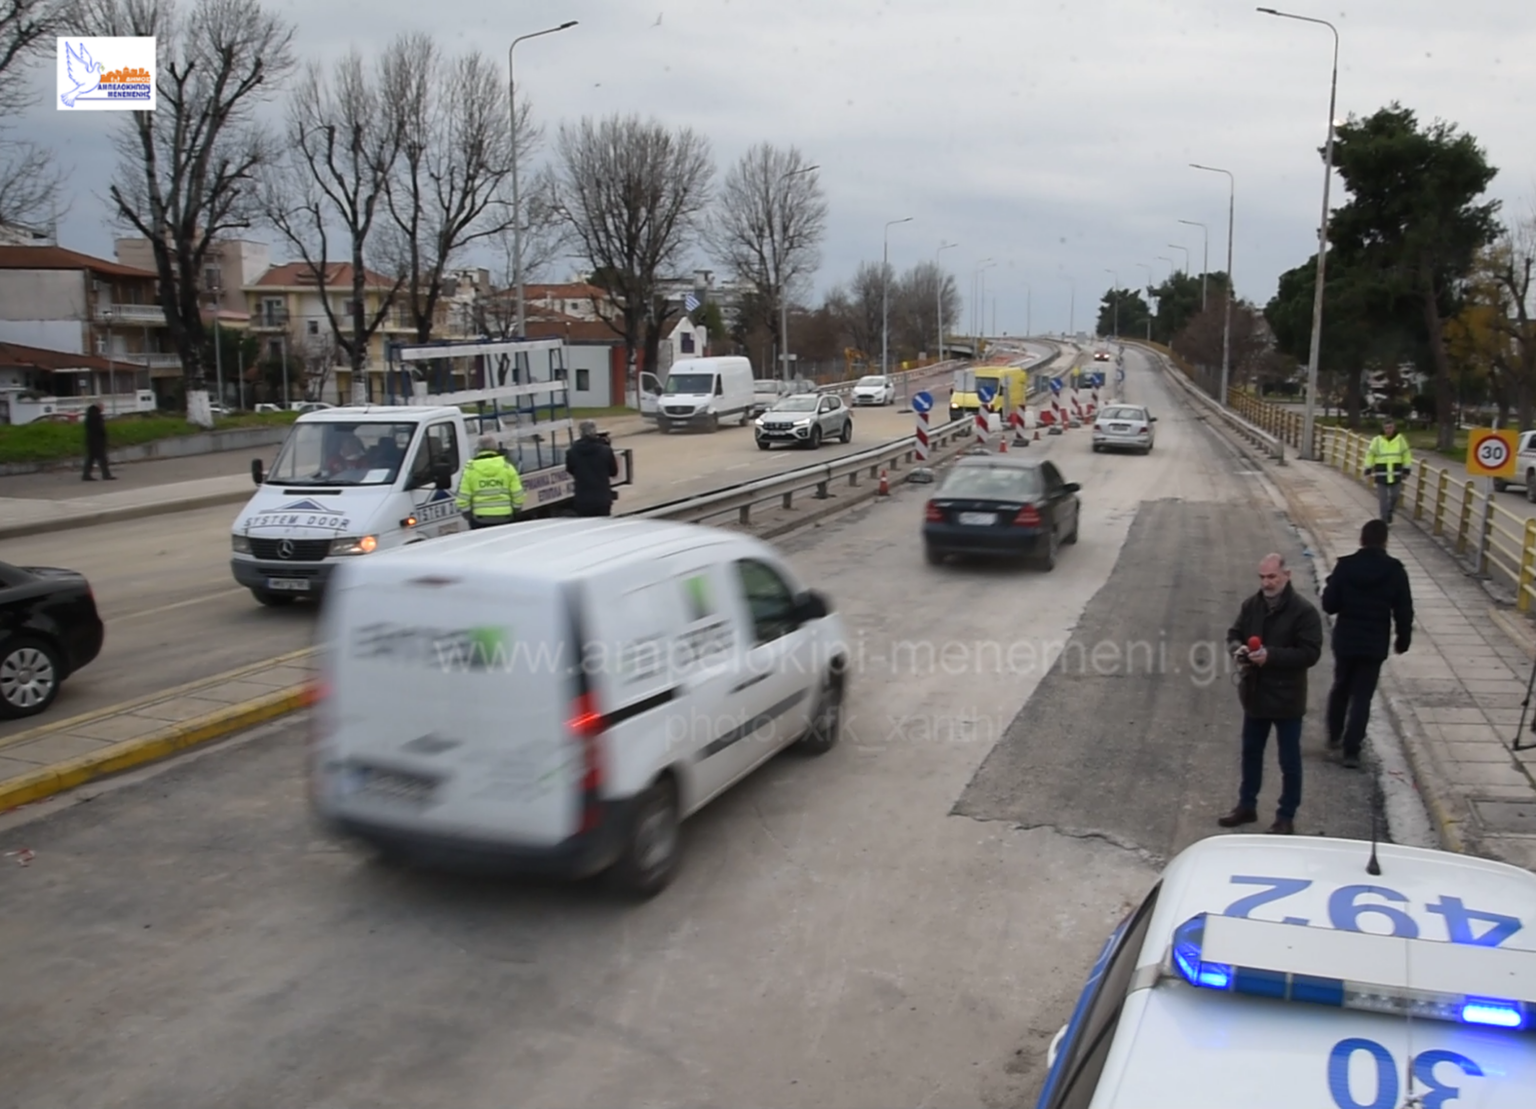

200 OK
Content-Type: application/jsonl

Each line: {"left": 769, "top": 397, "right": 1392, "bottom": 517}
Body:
{"left": 310, "top": 519, "right": 849, "bottom": 897}
{"left": 654, "top": 356, "right": 755, "bottom": 432}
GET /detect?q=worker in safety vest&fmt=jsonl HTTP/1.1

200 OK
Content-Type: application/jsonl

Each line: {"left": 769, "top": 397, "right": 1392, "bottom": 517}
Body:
{"left": 456, "top": 435, "right": 525, "bottom": 528}
{"left": 1363, "top": 418, "right": 1414, "bottom": 526}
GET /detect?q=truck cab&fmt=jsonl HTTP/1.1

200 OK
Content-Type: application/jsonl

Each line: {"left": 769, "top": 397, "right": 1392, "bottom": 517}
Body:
{"left": 949, "top": 366, "right": 1029, "bottom": 424}
{"left": 1500, "top": 429, "right": 1536, "bottom": 500}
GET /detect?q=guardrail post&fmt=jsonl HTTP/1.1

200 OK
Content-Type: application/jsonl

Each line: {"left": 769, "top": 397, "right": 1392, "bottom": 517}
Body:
{"left": 848, "top": 471, "right": 858, "bottom": 487}
{"left": 1519, "top": 519, "right": 1536, "bottom": 614}
{"left": 1478, "top": 485, "right": 1495, "bottom": 576}
{"left": 782, "top": 491, "right": 793, "bottom": 510}
{"left": 739, "top": 504, "right": 751, "bottom": 525}
{"left": 1456, "top": 480, "right": 1475, "bottom": 553}
{"left": 1434, "top": 470, "right": 1448, "bottom": 536}
{"left": 1413, "top": 463, "right": 1426, "bottom": 522}
{"left": 815, "top": 479, "right": 829, "bottom": 499}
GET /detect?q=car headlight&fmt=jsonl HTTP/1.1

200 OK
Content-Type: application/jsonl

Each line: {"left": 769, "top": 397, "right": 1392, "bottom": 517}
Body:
{"left": 794, "top": 417, "right": 812, "bottom": 426}
{"left": 231, "top": 534, "right": 251, "bottom": 554}
{"left": 329, "top": 535, "right": 379, "bottom": 556}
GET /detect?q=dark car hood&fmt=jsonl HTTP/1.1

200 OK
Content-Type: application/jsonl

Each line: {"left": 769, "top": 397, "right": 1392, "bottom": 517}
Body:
{"left": 17, "top": 566, "right": 87, "bottom": 581}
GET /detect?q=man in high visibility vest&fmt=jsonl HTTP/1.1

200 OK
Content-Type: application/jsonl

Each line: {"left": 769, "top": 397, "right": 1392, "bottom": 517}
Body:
{"left": 456, "top": 435, "right": 525, "bottom": 528}
{"left": 1363, "top": 418, "right": 1414, "bottom": 525}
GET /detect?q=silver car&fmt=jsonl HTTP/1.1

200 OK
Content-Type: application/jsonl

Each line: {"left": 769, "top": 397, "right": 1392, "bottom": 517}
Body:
{"left": 1092, "top": 403, "right": 1156, "bottom": 454}
{"left": 755, "top": 393, "right": 853, "bottom": 450}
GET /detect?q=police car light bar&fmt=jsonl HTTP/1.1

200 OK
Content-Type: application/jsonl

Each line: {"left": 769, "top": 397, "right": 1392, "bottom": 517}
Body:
{"left": 1169, "top": 914, "right": 1536, "bottom": 1032}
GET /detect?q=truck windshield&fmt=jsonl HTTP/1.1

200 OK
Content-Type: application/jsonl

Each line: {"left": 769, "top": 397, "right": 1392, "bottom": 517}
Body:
{"left": 954, "top": 370, "right": 975, "bottom": 392}
{"left": 267, "top": 421, "right": 419, "bottom": 486}
{"left": 665, "top": 373, "right": 715, "bottom": 395}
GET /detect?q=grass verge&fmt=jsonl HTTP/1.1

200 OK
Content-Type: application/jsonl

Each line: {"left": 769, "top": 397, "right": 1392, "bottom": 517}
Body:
{"left": 0, "top": 411, "right": 298, "bottom": 465}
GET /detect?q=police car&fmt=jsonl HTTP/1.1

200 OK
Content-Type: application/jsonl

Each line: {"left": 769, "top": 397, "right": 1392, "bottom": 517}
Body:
{"left": 1035, "top": 835, "right": 1536, "bottom": 1108}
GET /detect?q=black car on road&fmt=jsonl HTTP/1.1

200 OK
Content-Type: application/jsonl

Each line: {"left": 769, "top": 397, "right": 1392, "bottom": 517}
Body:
{"left": 0, "top": 560, "right": 104, "bottom": 718}
{"left": 922, "top": 455, "right": 1081, "bottom": 570}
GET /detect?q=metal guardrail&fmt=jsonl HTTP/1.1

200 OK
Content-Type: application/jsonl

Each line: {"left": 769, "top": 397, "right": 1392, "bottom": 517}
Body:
{"left": 1145, "top": 344, "right": 1287, "bottom": 462}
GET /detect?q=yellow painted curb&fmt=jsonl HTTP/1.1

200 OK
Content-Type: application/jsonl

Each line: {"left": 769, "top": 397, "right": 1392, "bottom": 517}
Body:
{"left": 0, "top": 681, "right": 317, "bottom": 813}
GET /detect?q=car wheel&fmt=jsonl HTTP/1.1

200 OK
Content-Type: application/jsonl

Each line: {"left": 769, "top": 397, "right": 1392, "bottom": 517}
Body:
{"left": 1526, "top": 474, "right": 1536, "bottom": 504}
{"left": 251, "top": 588, "right": 297, "bottom": 607}
{"left": 1037, "top": 529, "right": 1057, "bottom": 572}
{"left": 0, "top": 635, "right": 62, "bottom": 719}
{"left": 756, "top": 438, "right": 772, "bottom": 451}
{"left": 925, "top": 544, "right": 944, "bottom": 566}
{"left": 798, "top": 666, "right": 845, "bottom": 755}
{"left": 1495, "top": 479, "right": 1509, "bottom": 493}
{"left": 807, "top": 425, "right": 823, "bottom": 449}
{"left": 840, "top": 420, "right": 853, "bottom": 444}
{"left": 1065, "top": 506, "right": 1080, "bottom": 544}
{"left": 610, "top": 776, "right": 680, "bottom": 899}
{"left": 708, "top": 413, "right": 720, "bottom": 433}
{"left": 1092, "top": 443, "right": 1101, "bottom": 453}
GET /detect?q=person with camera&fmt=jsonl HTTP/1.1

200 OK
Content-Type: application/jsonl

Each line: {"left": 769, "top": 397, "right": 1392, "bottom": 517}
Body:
{"left": 566, "top": 420, "right": 618, "bottom": 517}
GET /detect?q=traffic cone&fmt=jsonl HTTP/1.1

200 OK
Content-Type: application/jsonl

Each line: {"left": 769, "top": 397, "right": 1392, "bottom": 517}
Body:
{"left": 998, "top": 438, "right": 1008, "bottom": 453}
{"left": 1033, "top": 429, "right": 1041, "bottom": 441}
{"left": 878, "top": 469, "right": 890, "bottom": 496}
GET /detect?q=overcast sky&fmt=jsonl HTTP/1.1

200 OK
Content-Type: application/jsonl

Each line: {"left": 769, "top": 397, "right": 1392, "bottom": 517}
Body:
{"left": 15, "top": 0, "right": 1536, "bottom": 336}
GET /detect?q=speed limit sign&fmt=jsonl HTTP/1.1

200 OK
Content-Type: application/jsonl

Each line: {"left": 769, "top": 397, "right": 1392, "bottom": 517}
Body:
{"left": 1467, "top": 428, "right": 1518, "bottom": 478}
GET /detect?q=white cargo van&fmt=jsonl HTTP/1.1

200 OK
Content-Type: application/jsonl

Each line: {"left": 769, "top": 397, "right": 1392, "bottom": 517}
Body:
{"left": 310, "top": 519, "right": 849, "bottom": 897}
{"left": 654, "top": 356, "right": 755, "bottom": 432}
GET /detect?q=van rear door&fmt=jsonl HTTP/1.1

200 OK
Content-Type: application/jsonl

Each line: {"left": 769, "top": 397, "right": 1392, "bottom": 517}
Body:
{"left": 319, "top": 565, "right": 580, "bottom": 847}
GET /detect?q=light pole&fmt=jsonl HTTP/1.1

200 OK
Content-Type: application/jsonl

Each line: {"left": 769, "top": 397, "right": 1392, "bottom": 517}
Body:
{"left": 973, "top": 259, "right": 997, "bottom": 353}
{"left": 1178, "top": 219, "right": 1209, "bottom": 311}
{"left": 509, "top": 20, "right": 577, "bottom": 340}
{"left": 1023, "top": 283, "right": 1031, "bottom": 338}
{"left": 1190, "top": 163, "right": 1235, "bottom": 406}
{"left": 1167, "top": 244, "right": 1190, "bottom": 275}
{"left": 936, "top": 240, "right": 958, "bottom": 362}
{"left": 1104, "top": 268, "right": 1119, "bottom": 338}
{"left": 1060, "top": 273, "right": 1075, "bottom": 336}
{"left": 882, "top": 216, "right": 913, "bottom": 375}
{"left": 1136, "top": 263, "right": 1153, "bottom": 341}
{"left": 777, "top": 164, "right": 820, "bottom": 382}
{"left": 1260, "top": 6, "right": 1339, "bottom": 460}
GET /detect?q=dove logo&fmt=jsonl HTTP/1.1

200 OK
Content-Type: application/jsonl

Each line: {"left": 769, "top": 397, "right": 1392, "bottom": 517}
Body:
{"left": 57, "top": 37, "right": 155, "bottom": 111}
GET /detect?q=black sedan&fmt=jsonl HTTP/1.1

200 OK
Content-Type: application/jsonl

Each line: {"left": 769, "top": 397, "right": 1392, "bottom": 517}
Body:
{"left": 0, "top": 560, "right": 104, "bottom": 718}
{"left": 922, "top": 455, "right": 1081, "bottom": 570}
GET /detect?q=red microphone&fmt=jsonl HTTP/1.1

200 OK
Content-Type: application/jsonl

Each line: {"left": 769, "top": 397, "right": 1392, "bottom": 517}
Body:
{"left": 1248, "top": 636, "right": 1262, "bottom": 652}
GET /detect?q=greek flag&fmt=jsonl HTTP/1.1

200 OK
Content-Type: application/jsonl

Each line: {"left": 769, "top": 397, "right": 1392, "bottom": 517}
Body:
{"left": 684, "top": 292, "right": 700, "bottom": 313}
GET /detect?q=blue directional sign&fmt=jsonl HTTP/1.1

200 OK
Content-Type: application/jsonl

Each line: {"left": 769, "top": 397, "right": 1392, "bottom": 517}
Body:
{"left": 977, "top": 382, "right": 997, "bottom": 405}
{"left": 1116, "top": 368, "right": 1126, "bottom": 383}
{"left": 912, "top": 390, "right": 933, "bottom": 413}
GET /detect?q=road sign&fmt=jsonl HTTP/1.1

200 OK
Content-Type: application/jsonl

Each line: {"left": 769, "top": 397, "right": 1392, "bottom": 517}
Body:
{"left": 1116, "top": 369, "right": 1126, "bottom": 383}
{"left": 977, "top": 382, "right": 997, "bottom": 405}
{"left": 1467, "top": 428, "right": 1518, "bottom": 478}
{"left": 911, "top": 390, "right": 933, "bottom": 413}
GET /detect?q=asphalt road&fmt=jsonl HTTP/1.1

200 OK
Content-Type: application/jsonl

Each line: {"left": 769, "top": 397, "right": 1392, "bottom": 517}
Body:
{"left": 0, "top": 347, "right": 1378, "bottom": 1109}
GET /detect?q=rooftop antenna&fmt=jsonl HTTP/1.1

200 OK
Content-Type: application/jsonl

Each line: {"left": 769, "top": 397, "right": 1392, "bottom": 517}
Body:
{"left": 1366, "top": 756, "right": 1382, "bottom": 876}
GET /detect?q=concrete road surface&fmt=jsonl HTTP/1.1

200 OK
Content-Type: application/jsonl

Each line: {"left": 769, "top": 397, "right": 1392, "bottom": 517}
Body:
{"left": 0, "top": 349, "right": 1378, "bottom": 1108}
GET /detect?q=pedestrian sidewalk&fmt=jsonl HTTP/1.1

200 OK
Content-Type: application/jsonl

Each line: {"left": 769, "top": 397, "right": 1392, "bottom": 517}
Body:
{"left": 0, "top": 649, "right": 319, "bottom": 813}
{"left": 1270, "top": 457, "right": 1536, "bottom": 870}
{"left": 0, "top": 473, "right": 256, "bottom": 540}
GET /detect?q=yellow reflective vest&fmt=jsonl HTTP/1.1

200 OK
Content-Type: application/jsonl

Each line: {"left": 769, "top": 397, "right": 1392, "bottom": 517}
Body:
{"left": 1364, "top": 433, "right": 1413, "bottom": 484}
{"left": 455, "top": 450, "right": 525, "bottom": 518}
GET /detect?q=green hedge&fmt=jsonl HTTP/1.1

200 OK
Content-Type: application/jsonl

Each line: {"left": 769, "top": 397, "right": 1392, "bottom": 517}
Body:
{"left": 0, "top": 411, "right": 298, "bottom": 465}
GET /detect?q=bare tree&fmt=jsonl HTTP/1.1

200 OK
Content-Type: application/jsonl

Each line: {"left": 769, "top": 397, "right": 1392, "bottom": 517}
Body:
{"left": 83, "top": 0, "right": 294, "bottom": 426}
{"left": 708, "top": 143, "right": 826, "bottom": 375}
{"left": 893, "top": 260, "right": 960, "bottom": 361}
{"left": 263, "top": 44, "right": 406, "bottom": 404}
{"left": 382, "top": 35, "right": 529, "bottom": 343}
{"left": 0, "top": 0, "right": 76, "bottom": 230}
{"left": 1492, "top": 208, "right": 1536, "bottom": 429}
{"left": 474, "top": 184, "right": 568, "bottom": 339}
{"left": 552, "top": 114, "right": 713, "bottom": 399}
{"left": 831, "top": 261, "right": 888, "bottom": 358}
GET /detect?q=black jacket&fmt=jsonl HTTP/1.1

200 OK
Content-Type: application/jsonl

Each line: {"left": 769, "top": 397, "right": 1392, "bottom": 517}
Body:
{"left": 1226, "top": 582, "right": 1324, "bottom": 720}
{"left": 565, "top": 436, "right": 618, "bottom": 512}
{"left": 84, "top": 406, "right": 106, "bottom": 450}
{"left": 1321, "top": 547, "right": 1413, "bottom": 660}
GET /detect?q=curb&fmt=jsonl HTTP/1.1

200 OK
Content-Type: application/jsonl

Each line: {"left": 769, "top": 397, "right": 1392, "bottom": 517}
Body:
{"left": 0, "top": 681, "right": 317, "bottom": 813}
{"left": 0, "top": 487, "right": 254, "bottom": 541}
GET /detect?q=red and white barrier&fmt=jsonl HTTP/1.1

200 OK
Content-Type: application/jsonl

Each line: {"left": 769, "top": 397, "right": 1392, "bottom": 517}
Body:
{"left": 915, "top": 407, "right": 931, "bottom": 465}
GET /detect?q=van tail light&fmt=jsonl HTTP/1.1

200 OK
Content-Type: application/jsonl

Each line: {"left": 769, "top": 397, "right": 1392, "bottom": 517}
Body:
{"left": 567, "top": 691, "right": 607, "bottom": 831}
{"left": 1013, "top": 504, "right": 1042, "bottom": 527}
{"left": 924, "top": 500, "right": 944, "bottom": 522}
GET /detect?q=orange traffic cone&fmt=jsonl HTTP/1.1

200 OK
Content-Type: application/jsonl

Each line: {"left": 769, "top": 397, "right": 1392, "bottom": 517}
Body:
{"left": 998, "top": 437, "right": 1008, "bottom": 453}
{"left": 1033, "top": 429, "right": 1041, "bottom": 441}
{"left": 878, "top": 469, "right": 890, "bottom": 496}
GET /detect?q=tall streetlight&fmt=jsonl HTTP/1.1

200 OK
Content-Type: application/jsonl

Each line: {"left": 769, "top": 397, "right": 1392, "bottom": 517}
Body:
{"left": 973, "top": 259, "right": 997, "bottom": 352}
{"left": 1190, "top": 163, "right": 1235, "bottom": 406}
{"left": 1136, "top": 263, "right": 1154, "bottom": 341}
{"left": 1178, "top": 219, "right": 1209, "bottom": 310}
{"left": 1104, "top": 268, "right": 1119, "bottom": 338}
{"left": 509, "top": 20, "right": 577, "bottom": 339}
{"left": 882, "top": 216, "right": 914, "bottom": 375}
{"left": 1023, "top": 283, "right": 1031, "bottom": 338}
{"left": 936, "top": 240, "right": 958, "bottom": 361}
{"left": 776, "top": 164, "right": 820, "bottom": 381}
{"left": 1167, "top": 244, "right": 1190, "bottom": 274}
{"left": 1060, "top": 273, "right": 1075, "bottom": 335}
{"left": 1260, "top": 5, "right": 1339, "bottom": 460}
{"left": 1156, "top": 256, "right": 1176, "bottom": 280}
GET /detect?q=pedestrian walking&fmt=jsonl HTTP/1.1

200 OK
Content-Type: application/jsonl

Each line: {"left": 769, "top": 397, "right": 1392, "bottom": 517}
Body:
{"left": 1363, "top": 418, "right": 1413, "bottom": 525}
{"left": 1322, "top": 519, "right": 1413, "bottom": 769}
{"left": 455, "top": 435, "right": 525, "bottom": 529}
{"left": 566, "top": 420, "right": 618, "bottom": 517}
{"left": 82, "top": 404, "right": 114, "bottom": 481}
{"left": 1219, "top": 553, "right": 1324, "bottom": 835}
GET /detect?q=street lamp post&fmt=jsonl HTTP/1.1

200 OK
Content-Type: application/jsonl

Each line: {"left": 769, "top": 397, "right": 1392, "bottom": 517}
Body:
{"left": 1060, "top": 273, "right": 1075, "bottom": 336}
{"left": 937, "top": 240, "right": 958, "bottom": 362}
{"left": 777, "top": 164, "right": 820, "bottom": 383}
{"left": 1260, "top": 6, "right": 1339, "bottom": 460}
{"left": 1023, "top": 283, "right": 1031, "bottom": 338}
{"left": 1136, "top": 263, "right": 1153, "bottom": 341}
{"left": 1104, "top": 268, "right": 1119, "bottom": 338}
{"left": 882, "top": 216, "right": 914, "bottom": 375}
{"left": 1178, "top": 219, "right": 1209, "bottom": 311}
{"left": 1167, "top": 244, "right": 1190, "bottom": 274}
{"left": 1190, "top": 164, "right": 1235, "bottom": 406}
{"left": 974, "top": 259, "right": 997, "bottom": 353}
{"left": 509, "top": 20, "right": 578, "bottom": 340}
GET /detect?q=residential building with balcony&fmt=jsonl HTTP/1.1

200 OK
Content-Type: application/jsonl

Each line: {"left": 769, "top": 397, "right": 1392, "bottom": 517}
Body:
{"left": 115, "top": 236, "right": 271, "bottom": 321}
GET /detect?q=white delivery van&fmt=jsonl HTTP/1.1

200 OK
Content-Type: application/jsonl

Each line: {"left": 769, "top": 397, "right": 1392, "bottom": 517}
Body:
{"left": 310, "top": 519, "right": 849, "bottom": 897}
{"left": 654, "top": 356, "right": 755, "bottom": 432}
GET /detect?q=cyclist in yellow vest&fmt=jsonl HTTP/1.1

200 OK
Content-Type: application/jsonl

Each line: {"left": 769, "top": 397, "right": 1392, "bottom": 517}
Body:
{"left": 456, "top": 435, "right": 525, "bottom": 529}
{"left": 1363, "top": 418, "right": 1413, "bottom": 525}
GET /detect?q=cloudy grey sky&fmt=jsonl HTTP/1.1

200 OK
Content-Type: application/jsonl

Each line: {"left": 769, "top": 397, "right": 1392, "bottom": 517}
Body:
{"left": 15, "top": 0, "right": 1536, "bottom": 335}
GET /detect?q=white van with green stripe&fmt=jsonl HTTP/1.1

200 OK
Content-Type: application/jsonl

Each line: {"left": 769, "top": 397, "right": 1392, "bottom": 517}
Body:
{"left": 310, "top": 519, "right": 849, "bottom": 897}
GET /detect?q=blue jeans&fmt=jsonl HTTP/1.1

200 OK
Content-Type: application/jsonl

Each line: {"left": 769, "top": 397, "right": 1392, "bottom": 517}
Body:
{"left": 1375, "top": 479, "right": 1402, "bottom": 523}
{"left": 1239, "top": 716, "right": 1303, "bottom": 820}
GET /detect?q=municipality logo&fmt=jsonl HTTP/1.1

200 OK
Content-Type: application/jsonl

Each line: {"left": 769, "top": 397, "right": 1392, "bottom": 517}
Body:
{"left": 58, "top": 37, "right": 155, "bottom": 110}
{"left": 683, "top": 573, "right": 712, "bottom": 622}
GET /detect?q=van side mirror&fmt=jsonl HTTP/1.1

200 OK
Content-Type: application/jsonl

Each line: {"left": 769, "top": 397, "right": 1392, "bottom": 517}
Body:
{"left": 1062, "top": 482, "right": 1081, "bottom": 494}
{"left": 792, "top": 589, "right": 830, "bottom": 624}
{"left": 432, "top": 460, "right": 454, "bottom": 490}
{"left": 250, "top": 458, "right": 264, "bottom": 486}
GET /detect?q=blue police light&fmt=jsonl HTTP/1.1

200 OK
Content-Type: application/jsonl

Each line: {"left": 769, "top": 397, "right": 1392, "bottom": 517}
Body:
{"left": 1171, "top": 916, "right": 1234, "bottom": 992}
{"left": 1461, "top": 1000, "right": 1525, "bottom": 1029}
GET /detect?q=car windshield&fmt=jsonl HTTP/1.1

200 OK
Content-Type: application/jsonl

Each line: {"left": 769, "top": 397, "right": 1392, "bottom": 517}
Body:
{"left": 857, "top": 376, "right": 888, "bottom": 386}
{"left": 772, "top": 395, "right": 820, "bottom": 412}
{"left": 1101, "top": 406, "right": 1145, "bottom": 421}
{"left": 664, "top": 373, "right": 714, "bottom": 395}
{"left": 940, "top": 464, "right": 1043, "bottom": 499}
{"left": 267, "top": 421, "right": 418, "bottom": 486}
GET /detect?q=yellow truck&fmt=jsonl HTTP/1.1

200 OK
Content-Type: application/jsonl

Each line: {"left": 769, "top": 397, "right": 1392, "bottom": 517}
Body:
{"left": 948, "top": 366, "right": 1030, "bottom": 424}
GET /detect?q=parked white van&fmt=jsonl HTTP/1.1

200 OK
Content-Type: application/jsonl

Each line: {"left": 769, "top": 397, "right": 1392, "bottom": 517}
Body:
{"left": 311, "top": 518, "right": 849, "bottom": 897}
{"left": 654, "top": 356, "right": 755, "bottom": 432}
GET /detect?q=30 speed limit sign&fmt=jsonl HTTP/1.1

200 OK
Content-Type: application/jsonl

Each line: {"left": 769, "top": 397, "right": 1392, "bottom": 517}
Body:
{"left": 1467, "top": 428, "right": 1518, "bottom": 478}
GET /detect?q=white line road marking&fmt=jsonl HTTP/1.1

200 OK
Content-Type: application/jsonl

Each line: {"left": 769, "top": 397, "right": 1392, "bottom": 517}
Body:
{"left": 115, "top": 588, "right": 247, "bottom": 621}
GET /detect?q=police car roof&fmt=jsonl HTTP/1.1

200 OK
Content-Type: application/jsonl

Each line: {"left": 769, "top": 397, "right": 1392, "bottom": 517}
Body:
{"left": 1088, "top": 835, "right": 1536, "bottom": 1108}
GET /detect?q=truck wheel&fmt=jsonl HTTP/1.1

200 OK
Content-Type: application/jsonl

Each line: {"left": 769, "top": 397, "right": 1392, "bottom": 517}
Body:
{"left": 1495, "top": 478, "right": 1509, "bottom": 493}
{"left": 708, "top": 413, "right": 720, "bottom": 432}
{"left": 251, "top": 588, "right": 297, "bottom": 607}
{"left": 1527, "top": 473, "right": 1536, "bottom": 504}
{"left": 738, "top": 410, "right": 750, "bottom": 426}
{"left": 610, "top": 776, "right": 680, "bottom": 899}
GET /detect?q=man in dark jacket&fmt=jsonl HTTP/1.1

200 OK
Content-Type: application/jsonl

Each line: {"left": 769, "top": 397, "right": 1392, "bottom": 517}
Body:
{"left": 1322, "top": 519, "right": 1413, "bottom": 769}
{"left": 1219, "top": 553, "right": 1324, "bottom": 835}
{"left": 82, "top": 404, "right": 114, "bottom": 481}
{"left": 566, "top": 420, "right": 618, "bottom": 517}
